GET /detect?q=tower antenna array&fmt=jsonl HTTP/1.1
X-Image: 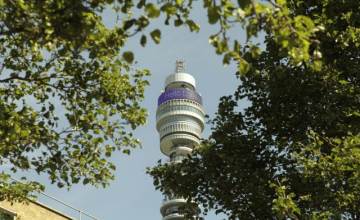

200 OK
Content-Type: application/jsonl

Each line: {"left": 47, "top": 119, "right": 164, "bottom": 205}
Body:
{"left": 175, "top": 60, "right": 185, "bottom": 73}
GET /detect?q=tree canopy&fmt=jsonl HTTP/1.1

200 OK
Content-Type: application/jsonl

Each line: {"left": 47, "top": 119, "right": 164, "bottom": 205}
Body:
{"left": 0, "top": 0, "right": 234, "bottom": 202}
{"left": 1, "top": 1, "right": 359, "bottom": 217}
{"left": 149, "top": 0, "right": 360, "bottom": 219}
{"left": 0, "top": 0, "right": 152, "bottom": 201}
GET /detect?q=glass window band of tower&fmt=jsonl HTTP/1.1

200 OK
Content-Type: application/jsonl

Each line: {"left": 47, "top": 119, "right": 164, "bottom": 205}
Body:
{"left": 156, "top": 115, "right": 205, "bottom": 134}
{"left": 156, "top": 100, "right": 205, "bottom": 133}
{"left": 156, "top": 99, "right": 204, "bottom": 117}
{"left": 160, "top": 199, "right": 187, "bottom": 216}
{"left": 160, "top": 197, "right": 199, "bottom": 220}
{"left": 169, "top": 146, "right": 193, "bottom": 163}
{"left": 160, "top": 133, "right": 200, "bottom": 156}
{"left": 158, "top": 88, "right": 202, "bottom": 106}
{"left": 156, "top": 100, "right": 205, "bottom": 118}
{"left": 159, "top": 121, "right": 202, "bottom": 140}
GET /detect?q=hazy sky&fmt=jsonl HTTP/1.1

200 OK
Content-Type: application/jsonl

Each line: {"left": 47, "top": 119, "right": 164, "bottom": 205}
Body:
{"left": 19, "top": 3, "right": 248, "bottom": 220}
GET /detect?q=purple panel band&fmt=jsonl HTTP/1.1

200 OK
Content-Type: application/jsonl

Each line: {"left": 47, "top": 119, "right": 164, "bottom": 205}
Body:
{"left": 158, "top": 88, "right": 202, "bottom": 106}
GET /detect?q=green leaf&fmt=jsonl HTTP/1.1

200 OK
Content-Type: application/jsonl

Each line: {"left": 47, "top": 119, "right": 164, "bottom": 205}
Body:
{"left": 140, "top": 35, "right": 147, "bottom": 47}
{"left": 250, "top": 46, "right": 261, "bottom": 58}
{"left": 122, "top": 149, "right": 131, "bottom": 155}
{"left": 174, "top": 19, "right": 183, "bottom": 27}
{"left": 137, "top": 0, "right": 146, "bottom": 9}
{"left": 238, "top": 0, "right": 252, "bottom": 8}
{"left": 123, "top": 19, "right": 136, "bottom": 30}
{"left": 150, "top": 29, "right": 161, "bottom": 44}
{"left": 186, "top": 20, "right": 200, "bottom": 32}
{"left": 277, "top": 0, "right": 286, "bottom": 6}
{"left": 83, "top": 178, "right": 90, "bottom": 185}
{"left": 223, "top": 53, "right": 231, "bottom": 65}
{"left": 145, "top": 3, "right": 160, "bottom": 18}
{"left": 175, "top": 0, "right": 184, "bottom": 6}
{"left": 161, "top": 3, "right": 177, "bottom": 15}
{"left": 238, "top": 59, "right": 250, "bottom": 75}
{"left": 207, "top": 6, "right": 220, "bottom": 24}
{"left": 123, "top": 51, "right": 134, "bottom": 63}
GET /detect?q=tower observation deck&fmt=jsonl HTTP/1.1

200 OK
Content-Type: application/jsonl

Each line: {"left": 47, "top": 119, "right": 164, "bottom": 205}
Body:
{"left": 156, "top": 61, "right": 205, "bottom": 220}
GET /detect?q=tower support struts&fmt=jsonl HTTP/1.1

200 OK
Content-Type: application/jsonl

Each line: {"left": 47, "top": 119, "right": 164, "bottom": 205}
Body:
{"left": 156, "top": 61, "right": 205, "bottom": 220}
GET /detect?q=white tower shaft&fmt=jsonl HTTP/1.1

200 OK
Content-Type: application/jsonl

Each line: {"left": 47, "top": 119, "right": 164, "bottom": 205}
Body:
{"left": 156, "top": 61, "right": 205, "bottom": 220}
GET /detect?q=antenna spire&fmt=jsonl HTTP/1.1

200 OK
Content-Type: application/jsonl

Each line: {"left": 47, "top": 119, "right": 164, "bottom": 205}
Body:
{"left": 175, "top": 60, "right": 185, "bottom": 73}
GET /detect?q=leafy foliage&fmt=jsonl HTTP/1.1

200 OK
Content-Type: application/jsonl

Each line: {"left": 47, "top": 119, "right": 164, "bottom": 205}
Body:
{"left": 0, "top": 0, "right": 217, "bottom": 201}
{"left": 149, "top": 0, "right": 360, "bottom": 219}
{"left": 2, "top": 1, "right": 359, "bottom": 216}
{"left": 0, "top": 0, "right": 212, "bottom": 202}
{"left": 0, "top": 0, "right": 153, "bottom": 200}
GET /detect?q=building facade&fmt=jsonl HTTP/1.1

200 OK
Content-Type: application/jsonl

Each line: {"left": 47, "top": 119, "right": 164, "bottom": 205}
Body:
{"left": 156, "top": 61, "right": 205, "bottom": 220}
{"left": 0, "top": 200, "right": 72, "bottom": 220}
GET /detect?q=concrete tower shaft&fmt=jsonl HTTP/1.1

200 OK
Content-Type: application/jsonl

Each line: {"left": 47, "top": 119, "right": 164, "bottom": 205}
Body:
{"left": 156, "top": 61, "right": 205, "bottom": 220}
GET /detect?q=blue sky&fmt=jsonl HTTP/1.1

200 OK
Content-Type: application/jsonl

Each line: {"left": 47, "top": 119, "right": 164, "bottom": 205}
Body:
{"left": 16, "top": 3, "right": 248, "bottom": 220}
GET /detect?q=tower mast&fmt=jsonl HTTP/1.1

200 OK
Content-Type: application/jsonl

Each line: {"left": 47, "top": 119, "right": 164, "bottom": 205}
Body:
{"left": 156, "top": 60, "right": 205, "bottom": 219}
